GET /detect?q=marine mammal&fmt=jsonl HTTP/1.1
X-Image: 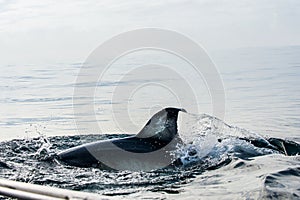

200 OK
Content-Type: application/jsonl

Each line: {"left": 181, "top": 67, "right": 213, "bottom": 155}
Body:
{"left": 58, "top": 107, "right": 186, "bottom": 171}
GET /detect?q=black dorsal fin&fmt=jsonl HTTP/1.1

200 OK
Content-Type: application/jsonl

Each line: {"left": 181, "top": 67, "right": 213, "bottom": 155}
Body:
{"left": 135, "top": 107, "right": 186, "bottom": 141}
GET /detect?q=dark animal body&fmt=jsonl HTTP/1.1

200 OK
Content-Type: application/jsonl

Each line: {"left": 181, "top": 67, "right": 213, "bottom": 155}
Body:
{"left": 58, "top": 108, "right": 186, "bottom": 171}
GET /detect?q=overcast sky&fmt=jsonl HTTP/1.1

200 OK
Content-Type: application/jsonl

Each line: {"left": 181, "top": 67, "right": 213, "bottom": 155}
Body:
{"left": 0, "top": 0, "right": 299, "bottom": 65}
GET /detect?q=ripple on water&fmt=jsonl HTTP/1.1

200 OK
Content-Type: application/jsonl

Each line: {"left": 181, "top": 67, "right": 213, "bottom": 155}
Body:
{"left": 0, "top": 130, "right": 299, "bottom": 199}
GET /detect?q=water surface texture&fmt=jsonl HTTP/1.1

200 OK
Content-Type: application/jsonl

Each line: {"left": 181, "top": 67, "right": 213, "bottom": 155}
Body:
{"left": 1, "top": 46, "right": 299, "bottom": 140}
{"left": 0, "top": 46, "right": 299, "bottom": 199}
{"left": 0, "top": 114, "right": 299, "bottom": 199}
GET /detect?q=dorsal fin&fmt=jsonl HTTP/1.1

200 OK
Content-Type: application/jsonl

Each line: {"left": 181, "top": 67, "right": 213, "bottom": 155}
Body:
{"left": 135, "top": 107, "right": 186, "bottom": 141}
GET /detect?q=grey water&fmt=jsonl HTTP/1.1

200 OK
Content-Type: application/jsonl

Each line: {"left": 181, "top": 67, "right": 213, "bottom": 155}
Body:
{"left": 0, "top": 46, "right": 300, "bottom": 199}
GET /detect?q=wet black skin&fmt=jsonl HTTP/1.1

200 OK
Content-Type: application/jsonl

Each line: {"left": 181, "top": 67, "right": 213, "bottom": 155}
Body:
{"left": 58, "top": 108, "right": 184, "bottom": 168}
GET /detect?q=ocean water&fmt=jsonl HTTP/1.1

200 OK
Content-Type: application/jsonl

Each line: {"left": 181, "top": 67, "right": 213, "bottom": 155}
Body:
{"left": 0, "top": 46, "right": 299, "bottom": 199}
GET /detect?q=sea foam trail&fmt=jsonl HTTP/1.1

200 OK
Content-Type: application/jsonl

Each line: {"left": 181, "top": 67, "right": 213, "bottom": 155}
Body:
{"left": 0, "top": 113, "right": 299, "bottom": 198}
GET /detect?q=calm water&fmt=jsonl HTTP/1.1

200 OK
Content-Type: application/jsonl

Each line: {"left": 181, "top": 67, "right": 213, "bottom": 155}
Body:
{"left": 0, "top": 46, "right": 299, "bottom": 199}
{"left": 0, "top": 46, "right": 299, "bottom": 141}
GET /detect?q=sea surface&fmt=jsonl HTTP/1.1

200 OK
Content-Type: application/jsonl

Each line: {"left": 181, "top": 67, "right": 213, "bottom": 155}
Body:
{"left": 0, "top": 46, "right": 299, "bottom": 199}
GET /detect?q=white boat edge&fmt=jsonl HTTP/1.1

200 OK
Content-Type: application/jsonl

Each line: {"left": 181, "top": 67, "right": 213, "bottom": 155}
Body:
{"left": 0, "top": 178, "right": 111, "bottom": 200}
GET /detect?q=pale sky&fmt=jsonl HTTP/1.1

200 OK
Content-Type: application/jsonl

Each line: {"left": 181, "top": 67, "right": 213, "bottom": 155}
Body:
{"left": 0, "top": 0, "right": 299, "bottom": 65}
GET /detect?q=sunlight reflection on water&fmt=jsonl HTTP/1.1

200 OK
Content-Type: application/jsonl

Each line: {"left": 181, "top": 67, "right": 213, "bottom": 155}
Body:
{"left": 0, "top": 46, "right": 299, "bottom": 141}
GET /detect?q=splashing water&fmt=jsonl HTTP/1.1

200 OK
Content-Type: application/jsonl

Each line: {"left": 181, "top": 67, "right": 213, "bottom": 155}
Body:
{"left": 0, "top": 113, "right": 299, "bottom": 199}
